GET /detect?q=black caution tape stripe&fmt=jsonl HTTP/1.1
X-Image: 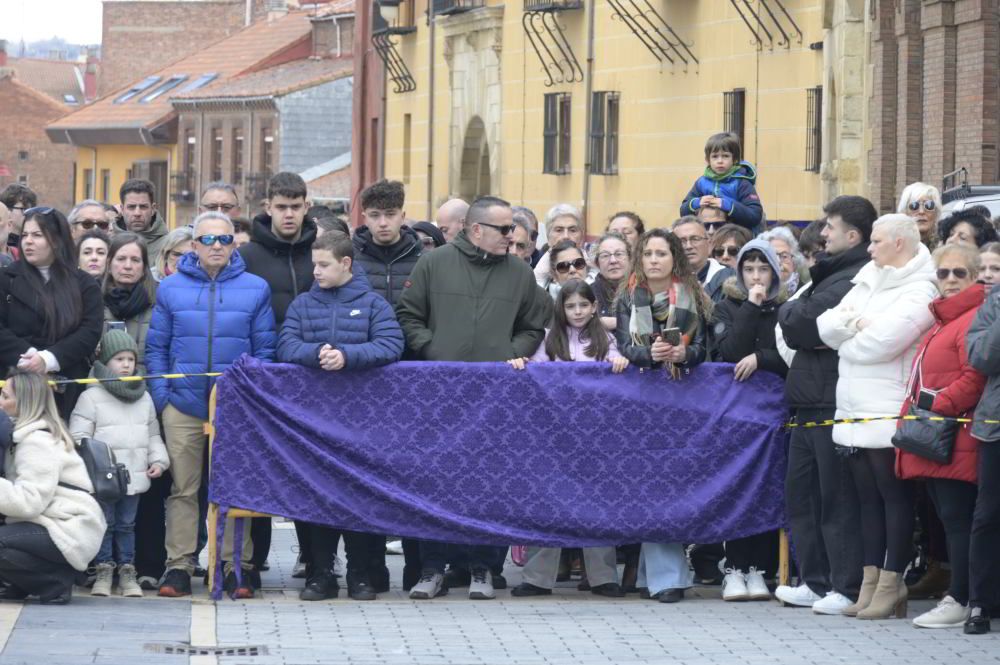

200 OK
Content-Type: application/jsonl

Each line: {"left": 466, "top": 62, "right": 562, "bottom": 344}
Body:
{"left": 787, "top": 415, "right": 1000, "bottom": 429}
{"left": 0, "top": 372, "right": 223, "bottom": 388}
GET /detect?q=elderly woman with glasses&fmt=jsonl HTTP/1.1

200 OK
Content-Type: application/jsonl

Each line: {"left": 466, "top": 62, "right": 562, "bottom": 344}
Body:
{"left": 591, "top": 232, "right": 631, "bottom": 331}
{"left": 898, "top": 182, "right": 943, "bottom": 250}
{"left": 758, "top": 226, "right": 809, "bottom": 294}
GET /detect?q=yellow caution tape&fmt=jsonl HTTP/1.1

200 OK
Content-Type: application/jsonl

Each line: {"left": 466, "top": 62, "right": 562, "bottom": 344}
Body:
{"left": 0, "top": 372, "right": 223, "bottom": 388}
{"left": 787, "top": 415, "right": 1000, "bottom": 429}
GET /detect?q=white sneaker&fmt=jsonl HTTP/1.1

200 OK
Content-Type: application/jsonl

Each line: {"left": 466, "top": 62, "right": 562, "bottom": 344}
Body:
{"left": 468, "top": 568, "right": 495, "bottom": 600}
{"left": 913, "top": 595, "right": 970, "bottom": 629}
{"left": 722, "top": 570, "right": 749, "bottom": 601}
{"left": 775, "top": 583, "right": 822, "bottom": 607}
{"left": 745, "top": 567, "right": 772, "bottom": 601}
{"left": 385, "top": 540, "right": 404, "bottom": 555}
{"left": 409, "top": 571, "right": 446, "bottom": 600}
{"left": 812, "top": 591, "right": 853, "bottom": 615}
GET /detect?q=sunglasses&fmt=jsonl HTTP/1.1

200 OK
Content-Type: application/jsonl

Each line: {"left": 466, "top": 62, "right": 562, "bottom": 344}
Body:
{"left": 23, "top": 206, "right": 54, "bottom": 218}
{"left": 74, "top": 220, "right": 110, "bottom": 231}
{"left": 908, "top": 200, "right": 936, "bottom": 212}
{"left": 555, "top": 258, "right": 588, "bottom": 274}
{"left": 937, "top": 267, "right": 969, "bottom": 280}
{"left": 713, "top": 246, "right": 740, "bottom": 258}
{"left": 478, "top": 222, "right": 515, "bottom": 236}
{"left": 195, "top": 234, "right": 235, "bottom": 246}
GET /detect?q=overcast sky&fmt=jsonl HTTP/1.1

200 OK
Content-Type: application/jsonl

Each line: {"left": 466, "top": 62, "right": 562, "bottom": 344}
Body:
{"left": 0, "top": 0, "right": 103, "bottom": 45}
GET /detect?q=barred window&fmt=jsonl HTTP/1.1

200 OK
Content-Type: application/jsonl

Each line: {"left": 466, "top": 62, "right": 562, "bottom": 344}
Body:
{"left": 723, "top": 89, "right": 746, "bottom": 150}
{"left": 544, "top": 92, "right": 572, "bottom": 175}
{"left": 590, "top": 91, "right": 620, "bottom": 175}
{"left": 806, "top": 86, "right": 823, "bottom": 172}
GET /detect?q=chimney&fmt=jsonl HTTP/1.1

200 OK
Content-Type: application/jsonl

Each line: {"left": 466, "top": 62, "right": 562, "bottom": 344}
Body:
{"left": 267, "top": 0, "right": 289, "bottom": 21}
{"left": 0, "top": 40, "right": 7, "bottom": 67}
{"left": 84, "top": 46, "right": 99, "bottom": 103}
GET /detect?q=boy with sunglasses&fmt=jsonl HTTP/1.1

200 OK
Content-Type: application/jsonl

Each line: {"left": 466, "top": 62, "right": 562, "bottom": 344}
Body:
{"left": 146, "top": 211, "right": 277, "bottom": 601}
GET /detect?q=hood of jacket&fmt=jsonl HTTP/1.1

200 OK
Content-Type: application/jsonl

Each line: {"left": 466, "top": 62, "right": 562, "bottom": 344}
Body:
{"left": 732, "top": 238, "right": 782, "bottom": 301}
{"left": 117, "top": 212, "right": 168, "bottom": 244}
{"left": 852, "top": 242, "right": 936, "bottom": 292}
{"left": 930, "top": 282, "right": 986, "bottom": 325}
{"left": 702, "top": 160, "right": 757, "bottom": 184}
{"left": 453, "top": 229, "right": 508, "bottom": 266}
{"left": 305, "top": 271, "right": 372, "bottom": 305}
{"left": 176, "top": 248, "right": 247, "bottom": 283}
{"left": 353, "top": 224, "right": 423, "bottom": 262}
{"left": 250, "top": 212, "right": 318, "bottom": 255}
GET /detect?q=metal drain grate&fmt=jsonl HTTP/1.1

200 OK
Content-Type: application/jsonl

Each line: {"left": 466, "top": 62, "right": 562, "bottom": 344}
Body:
{"left": 144, "top": 643, "right": 269, "bottom": 657}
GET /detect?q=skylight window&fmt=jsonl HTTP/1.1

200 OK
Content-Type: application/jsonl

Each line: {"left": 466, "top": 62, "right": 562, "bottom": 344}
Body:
{"left": 63, "top": 94, "right": 78, "bottom": 104}
{"left": 140, "top": 75, "right": 189, "bottom": 103}
{"left": 114, "top": 75, "right": 162, "bottom": 104}
{"left": 179, "top": 73, "right": 219, "bottom": 93}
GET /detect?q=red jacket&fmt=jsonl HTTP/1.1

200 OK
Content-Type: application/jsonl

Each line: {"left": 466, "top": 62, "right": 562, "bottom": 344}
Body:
{"left": 896, "top": 283, "right": 987, "bottom": 484}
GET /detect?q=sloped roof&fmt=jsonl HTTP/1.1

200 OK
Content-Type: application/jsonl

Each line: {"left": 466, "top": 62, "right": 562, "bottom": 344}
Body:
{"left": 172, "top": 57, "right": 351, "bottom": 102}
{"left": 8, "top": 57, "right": 84, "bottom": 105}
{"left": 47, "top": 10, "right": 315, "bottom": 141}
{"left": 0, "top": 71, "right": 75, "bottom": 116}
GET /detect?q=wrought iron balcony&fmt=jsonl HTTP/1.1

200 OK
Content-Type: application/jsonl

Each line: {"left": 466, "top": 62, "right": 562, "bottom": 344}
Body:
{"left": 524, "top": 0, "right": 583, "bottom": 12}
{"left": 432, "top": 0, "right": 484, "bottom": 16}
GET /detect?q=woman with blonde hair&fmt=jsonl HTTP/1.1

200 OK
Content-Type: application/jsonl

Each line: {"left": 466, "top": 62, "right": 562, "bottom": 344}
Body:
{"left": 153, "top": 226, "right": 194, "bottom": 281}
{"left": 0, "top": 372, "right": 105, "bottom": 604}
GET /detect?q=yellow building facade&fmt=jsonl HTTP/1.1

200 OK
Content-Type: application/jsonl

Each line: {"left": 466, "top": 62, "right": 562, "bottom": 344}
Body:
{"left": 68, "top": 144, "right": 180, "bottom": 225}
{"left": 379, "top": 0, "right": 860, "bottom": 233}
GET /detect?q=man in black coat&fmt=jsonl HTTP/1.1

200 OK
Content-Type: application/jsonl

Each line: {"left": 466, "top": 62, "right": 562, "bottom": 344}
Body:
{"left": 352, "top": 179, "right": 422, "bottom": 307}
{"left": 775, "top": 195, "right": 874, "bottom": 614}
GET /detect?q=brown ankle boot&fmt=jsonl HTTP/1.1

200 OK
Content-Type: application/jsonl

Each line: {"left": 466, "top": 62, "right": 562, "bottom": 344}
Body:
{"left": 843, "top": 565, "right": 879, "bottom": 617}
{"left": 857, "top": 569, "right": 908, "bottom": 620}
{"left": 907, "top": 560, "right": 951, "bottom": 600}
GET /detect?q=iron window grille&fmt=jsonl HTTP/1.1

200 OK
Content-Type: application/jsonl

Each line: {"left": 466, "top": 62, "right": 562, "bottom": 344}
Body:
{"left": 589, "top": 91, "right": 620, "bottom": 175}
{"left": 723, "top": 89, "right": 746, "bottom": 152}
{"left": 805, "top": 86, "right": 823, "bottom": 172}
{"left": 544, "top": 92, "right": 572, "bottom": 175}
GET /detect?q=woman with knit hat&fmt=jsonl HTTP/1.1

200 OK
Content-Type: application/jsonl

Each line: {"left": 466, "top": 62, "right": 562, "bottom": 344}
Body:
{"left": 69, "top": 329, "right": 170, "bottom": 598}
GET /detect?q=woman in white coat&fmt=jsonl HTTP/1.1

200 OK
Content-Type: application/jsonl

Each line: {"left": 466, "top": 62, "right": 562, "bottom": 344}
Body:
{"left": 0, "top": 372, "right": 105, "bottom": 604}
{"left": 818, "top": 214, "right": 938, "bottom": 620}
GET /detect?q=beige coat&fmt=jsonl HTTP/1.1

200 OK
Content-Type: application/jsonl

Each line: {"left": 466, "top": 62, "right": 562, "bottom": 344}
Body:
{"left": 69, "top": 384, "right": 169, "bottom": 495}
{"left": 0, "top": 420, "right": 106, "bottom": 571}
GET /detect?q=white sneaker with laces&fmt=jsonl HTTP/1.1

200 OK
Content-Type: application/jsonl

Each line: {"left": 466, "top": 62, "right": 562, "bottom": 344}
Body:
{"left": 913, "top": 595, "right": 970, "bottom": 629}
{"left": 745, "top": 567, "right": 771, "bottom": 601}
{"left": 468, "top": 568, "right": 495, "bottom": 600}
{"left": 812, "top": 591, "right": 853, "bottom": 615}
{"left": 409, "top": 571, "right": 446, "bottom": 600}
{"left": 775, "top": 583, "right": 821, "bottom": 607}
{"left": 385, "top": 540, "right": 404, "bottom": 555}
{"left": 722, "top": 570, "right": 749, "bottom": 601}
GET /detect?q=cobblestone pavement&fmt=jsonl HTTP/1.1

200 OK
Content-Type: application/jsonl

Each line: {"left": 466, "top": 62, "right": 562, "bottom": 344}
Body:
{"left": 1, "top": 521, "right": 997, "bottom": 665}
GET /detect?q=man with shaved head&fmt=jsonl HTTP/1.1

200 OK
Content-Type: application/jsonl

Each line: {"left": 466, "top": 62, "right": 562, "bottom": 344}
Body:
{"left": 435, "top": 198, "right": 469, "bottom": 243}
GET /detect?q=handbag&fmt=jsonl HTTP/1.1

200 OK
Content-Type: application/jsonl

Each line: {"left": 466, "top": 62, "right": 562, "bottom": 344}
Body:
{"left": 59, "top": 437, "right": 131, "bottom": 503}
{"left": 890, "top": 334, "right": 959, "bottom": 464}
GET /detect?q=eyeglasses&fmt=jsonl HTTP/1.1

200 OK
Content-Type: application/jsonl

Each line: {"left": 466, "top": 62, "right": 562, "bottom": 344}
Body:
{"left": 195, "top": 234, "right": 235, "bottom": 246}
{"left": 908, "top": 200, "right": 936, "bottom": 212}
{"left": 201, "top": 203, "right": 237, "bottom": 213}
{"left": 713, "top": 246, "right": 740, "bottom": 258}
{"left": 73, "top": 219, "right": 110, "bottom": 231}
{"left": 478, "top": 222, "right": 515, "bottom": 236}
{"left": 554, "top": 258, "right": 587, "bottom": 274}
{"left": 23, "top": 206, "right": 54, "bottom": 218}
{"left": 937, "top": 267, "right": 970, "bottom": 280}
{"left": 679, "top": 236, "right": 708, "bottom": 246}
{"left": 776, "top": 252, "right": 793, "bottom": 262}
{"left": 597, "top": 250, "right": 628, "bottom": 262}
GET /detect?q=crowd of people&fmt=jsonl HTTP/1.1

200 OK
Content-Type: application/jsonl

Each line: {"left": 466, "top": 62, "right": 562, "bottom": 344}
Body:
{"left": 0, "top": 130, "right": 996, "bottom": 637}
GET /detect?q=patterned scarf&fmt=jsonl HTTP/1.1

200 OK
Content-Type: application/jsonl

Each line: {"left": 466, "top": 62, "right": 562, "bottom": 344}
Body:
{"left": 627, "top": 276, "right": 700, "bottom": 345}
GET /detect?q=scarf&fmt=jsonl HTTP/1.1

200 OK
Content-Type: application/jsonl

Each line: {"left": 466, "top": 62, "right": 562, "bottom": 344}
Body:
{"left": 91, "top": 359, "right": 147, "bottom": 403}
{"left": 592, "top": 273, "right": 619, "bottom": 317}
{"left": 104, "top": 283, "right": 151, "bottom": 322}
{"left": 628, "top": 278, "right": 701, "bottom": 379}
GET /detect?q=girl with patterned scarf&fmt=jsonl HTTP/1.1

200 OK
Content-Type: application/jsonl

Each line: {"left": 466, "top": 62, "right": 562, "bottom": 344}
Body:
{"left": 613, "top": 227, "right": 712, "bottom": 604}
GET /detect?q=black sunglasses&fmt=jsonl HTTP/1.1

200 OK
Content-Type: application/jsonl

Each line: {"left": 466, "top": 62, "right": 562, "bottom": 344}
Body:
{"left": 478, "top": 222, "right": 515, "bottom": 236}
{"left": 713, "top": 246, "right": 740, "bottom": 258}
{"left": 195, "top": 234, "right": 235, "bottom": 246}
{"left": 937, "top": 267, "right": 969, "bottom": 280}
{"left": 908, "top": 200, "right": 936, "bottom": 212}
{"left": 555, "top": 257, "right": 587, "bottom": 273}
{"left": 74, "top": 220, "right": 110, "bottom": 231}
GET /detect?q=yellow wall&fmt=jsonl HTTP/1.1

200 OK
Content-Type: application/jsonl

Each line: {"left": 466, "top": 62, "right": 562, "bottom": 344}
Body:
{"left": 383, "top": 0, "right": 826, "bottom": 235}
{"left": 72, "top": 143, "right": 180, "bottom": 227}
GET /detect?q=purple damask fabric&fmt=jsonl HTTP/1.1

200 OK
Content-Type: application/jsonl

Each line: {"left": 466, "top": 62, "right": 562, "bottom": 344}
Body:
{"left": 210, "top": 356, "right": 789, "bottom": 547}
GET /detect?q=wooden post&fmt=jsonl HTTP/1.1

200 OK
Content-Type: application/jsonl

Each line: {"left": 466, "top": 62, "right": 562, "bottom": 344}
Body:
{"left": 779, "top": 528, "right": 790, "bottom": 586}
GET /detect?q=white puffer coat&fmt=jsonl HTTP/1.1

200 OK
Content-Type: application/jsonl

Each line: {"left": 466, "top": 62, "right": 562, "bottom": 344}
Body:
{"left": 817, "top": 244, "right": 938, "bottom": 448}
{"left": 0, "top": 420, "right": 106, "bottom": 571}
{"left": 69, "top": 384, "right": 169, "bottom": 495}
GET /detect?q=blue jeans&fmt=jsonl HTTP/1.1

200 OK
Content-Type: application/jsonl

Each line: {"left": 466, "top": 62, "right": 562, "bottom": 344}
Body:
{"left": 97, "top": 494, "right": 141, "bottom": 565}
{"left": 637, "top": 542, "right": 693, "bottom": 595}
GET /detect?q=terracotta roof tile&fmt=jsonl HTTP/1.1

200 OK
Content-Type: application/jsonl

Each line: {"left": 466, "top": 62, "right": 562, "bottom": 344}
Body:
{"left": 173, "top": 57, "right": 351, "bottom": 101}
{"left": 8, "top": 57, "right": 84, "bottom": 105}
{"left": 48, "top": 10, "right": 314, "bottom": 132}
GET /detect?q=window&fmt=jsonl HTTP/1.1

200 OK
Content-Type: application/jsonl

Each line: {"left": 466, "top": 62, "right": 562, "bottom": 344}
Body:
{"left": 179, "top": 73, "right": 218, "bottom": 93}
{"left": 403, "top": 114, "right": 412, "bottom": 183}
{"left": 17, "top": 175, "right": 28, "bottom": 185}
{"left": 63, "top": 94, "right": 78, "bottom": 104}
{"left": 723, "top": 89, "right": 746, "bottom": 151}
{"left": 101, "top": 169, "right": 110, "bottom": 201}
{"left": 543, "top": 92, "right": 571, "bottom": 175}
{"left": 806, "top": 86, "right": 823, "bottom": 172}
{"left": 232, "top": 126, "right": 244, "bottom": 182}
{"left": 589, "top": 91, "right": 620, "bottom": 175}
{"left": 17, "top": 151, "right": 28, "bottom": 161}
{"left": 140, "top": 75, "right": 188, "bottom": 103}
{"left": 83, "top": 168, "right": 94, "bottom": 199}
{"left": 114, "top": 75, "right": 161, "bottom": 104}
{"left": 211, "top": 128, "right": 223, "bottom": 181}
{"left": 184, "top": 129, "right": 196, "bottom": 171}
{"left": 261, "top": 124, "right": 274, "bottom": 175}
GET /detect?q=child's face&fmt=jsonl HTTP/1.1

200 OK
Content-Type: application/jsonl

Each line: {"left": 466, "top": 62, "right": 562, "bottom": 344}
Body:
{"left": 563, "top": 293, "right": 596, "bottom": 329}
{"left": 312, "top": 249, "right": 352, "bottom": 289}
{"left": 709, "top": 150, "right": 735, "bottom": 175}
{"left": 980, "top": 251, "right": 1000, "bottom": 286}
{"left": 107, "top": 351, "right": 136, "bottom": 377}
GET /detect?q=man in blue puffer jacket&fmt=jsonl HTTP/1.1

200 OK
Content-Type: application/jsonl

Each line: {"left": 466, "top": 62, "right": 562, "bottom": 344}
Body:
{"left": 146, "top": 211, "right": 276, "bottom": 600}
{"left": 277, "top": 230, "right": 403, "bottom": 603}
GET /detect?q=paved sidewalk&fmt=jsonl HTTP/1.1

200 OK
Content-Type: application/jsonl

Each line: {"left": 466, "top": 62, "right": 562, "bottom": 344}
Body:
{"left": 0, "top": 522, "right": 997, "bottom": 665}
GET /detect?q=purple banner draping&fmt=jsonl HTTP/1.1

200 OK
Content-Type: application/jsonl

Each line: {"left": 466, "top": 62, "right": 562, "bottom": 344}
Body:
{"left": 209, "top": 356, "right": 789, "bottom": 547}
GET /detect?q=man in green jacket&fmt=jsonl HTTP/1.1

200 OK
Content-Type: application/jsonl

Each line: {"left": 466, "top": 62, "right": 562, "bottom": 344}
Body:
{"left": 396, "top": 195, "right": 552, "bottom": 601}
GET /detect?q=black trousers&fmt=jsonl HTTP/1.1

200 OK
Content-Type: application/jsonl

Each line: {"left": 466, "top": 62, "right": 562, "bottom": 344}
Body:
{"left": 0, "top": 523, "right": 75, "bottom": 602}
{"left": 847, "top": 447, "right": 913, "bottom": 573}
{"left": 970, "top": 441, "right": 1000, "bottom": 610}
{"left": 726, "top": 530, "right": 780, "bottom": 577}
{"left": 307, "top": 524, "right": 380, "bottom": 577}
{"left": 421, "top": 541, "right": 498, "bottom": 574}
{"left": 785, "top": 409, "right": 864, "bottom": 598}
{"left": 927, "top": 477, "right": 977, "bottom": 605}
{"left": 294, "top": 520, "right": 313, "bottom": 566}
{"left": 134, "top": 471, "right": 171, "bottom": 581}
{"left": 250, "top": 518, "right": 272, "bottom": 569}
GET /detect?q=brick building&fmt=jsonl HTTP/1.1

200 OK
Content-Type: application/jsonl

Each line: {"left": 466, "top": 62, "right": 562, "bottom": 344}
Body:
{"left": 866, "top": 0, "right": 1000, "bottom": 212}
{"left": 0, "top": 44, "right": 79, "bottom": 212}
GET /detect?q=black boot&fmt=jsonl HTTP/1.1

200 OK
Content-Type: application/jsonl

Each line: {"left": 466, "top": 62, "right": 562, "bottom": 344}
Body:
{"left": 347, "top": 570, "right": 376, "bottom": 601}
{"left": 371, "top": 565, "right": 390, "bottom": 593}
{"left": 300, "top": 570, "right": 338, "bottom": 601}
